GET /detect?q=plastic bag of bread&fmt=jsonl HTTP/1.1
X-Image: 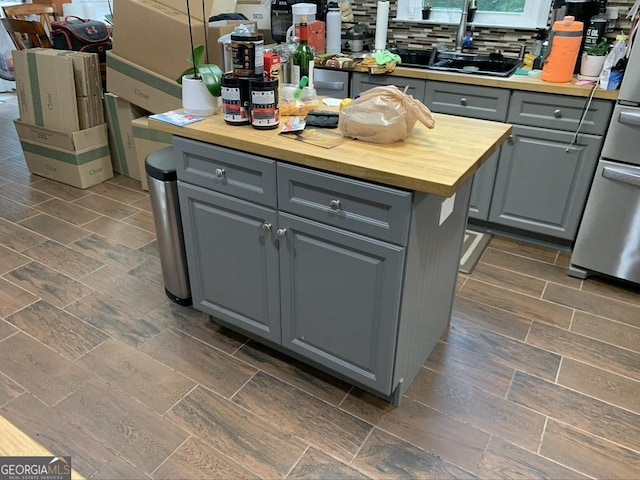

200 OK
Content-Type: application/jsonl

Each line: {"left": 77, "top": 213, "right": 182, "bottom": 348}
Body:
{"left": 338, "top": 85, "right": 435, "bottom": 144}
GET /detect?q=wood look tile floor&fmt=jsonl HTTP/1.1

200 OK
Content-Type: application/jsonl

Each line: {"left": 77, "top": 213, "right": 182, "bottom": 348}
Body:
{"left": 1, "top": 92, "right": 639, "bottom": 479}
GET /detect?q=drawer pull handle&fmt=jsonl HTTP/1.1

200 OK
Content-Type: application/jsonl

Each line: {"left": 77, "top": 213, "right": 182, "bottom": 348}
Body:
{"left": 554, "top": 109, "right": 562, "bottom": 118}
{"left": 214, "top": 168, "right": 225, "bottom": 179}
{"left": 277, "top": 228, "right": 287, "bottom": 238}
{"left": 262, "top": 223, "right": 272, "bottom": 233}
{"left": 330, "top": 199, "right": 341, "bottom": 211}
{"left": 460, "top": 97, "right": 467, "bottom": 106}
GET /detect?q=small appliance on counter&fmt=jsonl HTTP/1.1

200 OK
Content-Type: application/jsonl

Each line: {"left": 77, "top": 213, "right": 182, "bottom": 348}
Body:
{"left": 271, "top": 0, "right": 327, "bottom": 43}
{"left": 341, "top": 23, "right": 374, "bottom": 53}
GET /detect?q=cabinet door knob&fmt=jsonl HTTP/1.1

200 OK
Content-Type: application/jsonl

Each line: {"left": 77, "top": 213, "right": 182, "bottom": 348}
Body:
{"left": 554, "top": 109, "right": 562, "bottom": 118}
{"left": 262, "top": 223, "right": 272, "bottom": 232}
{"left": 276, "top": 228, "right": 287, "bottom": 238}
{"left": 460, "top": 97, "right": 467, "bottom": 106}
{"left": 214, "top": 168, "right": 225, "bottom": 178}
{"left": 330, "top": 199, "right": 341, "bottom": 211}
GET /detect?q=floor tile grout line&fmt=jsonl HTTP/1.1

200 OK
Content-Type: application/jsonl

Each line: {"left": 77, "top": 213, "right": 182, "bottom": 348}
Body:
{"left": 504, "top": 369, "right": 517, "bottom": 400}
{"left": 554, "top": 356, "right": 564, "bottom": 384}
{"left": 477, "top": 433, "right": 492, "bottom": 475}
{"left": 547, "top": 417, "right": 640, "bottom": 457}
{"left": 336, "top": 385, "right": 354, "bottom": 408}
{"left": 284, "top": 444, "right": 310, "bottom": 479}
{"left": 483, "top": 245, "right": 563, "bottom": 267}
{"left": 347, "top": 426, "right": 374, "bottom": 466}
{"left": 228, "top": 370, "right": 259, "bottom": 402}
{"left": 536, "top": 416, "right": 549, "bottom": 455}
{"left": 160, "top": 383, "right": 199, "bottom": 418}
{"left": 148, "top": 434, "right": 192, "bottom": 477}
{"left": 84, "top": 214, "right": 159, "bottom": 238}
{"left": 479, "top": 256, "right": 578, "bottom": 288}
{"left": 0, "top": 389, "right": 27, "bottom": 411}
{"left": 528, "top": 321, "right": 640, "bottom": 382}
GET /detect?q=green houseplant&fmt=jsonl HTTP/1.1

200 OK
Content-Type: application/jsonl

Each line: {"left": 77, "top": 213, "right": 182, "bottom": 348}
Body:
{"left": 580, "top": 39, "right": 609, "bottom": 78}
{"left": 177, "top": 44, "right": 223, "bottom": 98}
{"left": 177, "top": 0, "right": 223, "bottom": 116}
{"left": 422, "top": 2, "right": 431, "bottom": 19}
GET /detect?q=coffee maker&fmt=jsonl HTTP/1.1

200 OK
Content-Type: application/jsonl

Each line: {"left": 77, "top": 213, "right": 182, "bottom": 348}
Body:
{"left": 271, "top": 0, "right": 326, "bottom": 43}
{"left": 564, "top": 0, "right": 607, "bottom": 71}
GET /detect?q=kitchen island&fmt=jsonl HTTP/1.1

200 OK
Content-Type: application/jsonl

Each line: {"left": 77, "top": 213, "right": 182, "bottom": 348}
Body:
{"left": 149, "top": 112, "right": 511, "bottom": 404}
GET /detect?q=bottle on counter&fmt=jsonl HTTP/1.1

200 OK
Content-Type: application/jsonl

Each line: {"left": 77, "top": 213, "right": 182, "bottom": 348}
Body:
{"left": 325, "top": 2, "right": 342, "bottom": 55}
{"left": 292, "top": 15, "right": 315, "bottom": 87}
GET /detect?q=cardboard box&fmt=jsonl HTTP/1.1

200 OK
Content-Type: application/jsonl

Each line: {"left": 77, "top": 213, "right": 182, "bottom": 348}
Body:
{"left": 112, "top": 0, "right": 256, "bottom": 80}
{"left": 106, "top": 51, "right": 183, "bottom": 114}
{"left": 15, "top": 120, "right": 113, "bottom": 189}
{"left": 112, "top": 0, "right": 215, "bottom": 81}
{"left": 104, "top": 93, "right": 149, "bottom": 179}
{"left": 13, "top": 50, "right": 80, "bottom": 132}
{"left": 131, "top": 117, "right": 174, "bottom": 190}
{"left": 31, "top": 48, "right": 102, "bottom": 98}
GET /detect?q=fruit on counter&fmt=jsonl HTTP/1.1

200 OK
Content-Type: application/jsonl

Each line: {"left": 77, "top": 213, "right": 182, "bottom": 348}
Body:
{"left": 340, "top": 98, "right": 353, "bottom": 110}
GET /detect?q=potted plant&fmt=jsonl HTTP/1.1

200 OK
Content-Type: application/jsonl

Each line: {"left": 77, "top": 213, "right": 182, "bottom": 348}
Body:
{"left": 422, "top": 2, "right": 432, "bottom": 20}
{"left": 580, "top": 39, "right": 610, "bottom": 78}
{"left": 177, "top": 0, "right": 223, "bottom": 116}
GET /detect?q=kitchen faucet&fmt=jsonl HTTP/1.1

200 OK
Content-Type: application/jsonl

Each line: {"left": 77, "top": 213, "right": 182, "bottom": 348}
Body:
{"left": 454, "top": 0, "right": 470, "bottom": 53}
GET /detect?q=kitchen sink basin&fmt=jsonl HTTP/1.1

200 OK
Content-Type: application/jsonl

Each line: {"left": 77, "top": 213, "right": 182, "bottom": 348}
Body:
{"left": 392, "top": 48, "right": 522, "bottom": 78}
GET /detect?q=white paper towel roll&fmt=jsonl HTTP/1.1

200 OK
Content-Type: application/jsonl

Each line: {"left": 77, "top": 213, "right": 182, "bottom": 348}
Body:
{"left": 374, "top": 1, "right": 390, "bottom": 51}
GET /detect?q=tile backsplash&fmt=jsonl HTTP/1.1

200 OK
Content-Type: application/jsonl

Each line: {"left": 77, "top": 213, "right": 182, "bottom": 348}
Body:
{"left": 352, "top": 0, "right": 635, "bottom": 55}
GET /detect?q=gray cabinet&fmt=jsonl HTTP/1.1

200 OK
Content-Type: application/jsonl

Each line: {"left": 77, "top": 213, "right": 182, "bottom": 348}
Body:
{"left": 278, "top": 212, "right": 405, "bottom": 393}
{"left": 351, "top": 72, "right": 426, "bottom": 100}
{"left": 424, "top": 81, "right": 508, "bottom": 221}
{"left": 176, "top": 137, "right": 419, "bottom": 398}
{"left": 423, "top": 81, "right": 510, "bottom": 122}
{"left": 489, "top": 92, "right": 612, "bottom": 240}
{"left": 178, "top": 182, "right": 282, "bottom": 342}
{"left": 488, "top": 125, "right": 602, "bottom": 239}
{"left": 175, "top": 136, "right": 471, "bottom": 403}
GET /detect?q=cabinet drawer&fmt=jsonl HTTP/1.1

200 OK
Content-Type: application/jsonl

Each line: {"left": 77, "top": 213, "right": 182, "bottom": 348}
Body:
{"left": 424, "top": 81, "right": 509, "bottom": 122}
{"left": 174, "top": 137, "right": 277, "bottom": 208}
{"left": 508, "top": 91, "right": 613, "bottom": 135}
{"left": 277, "top": 163, "right": 412, "bottom": 245}
{"left": 351, "top": 72, "right": 426, "bottom": 101}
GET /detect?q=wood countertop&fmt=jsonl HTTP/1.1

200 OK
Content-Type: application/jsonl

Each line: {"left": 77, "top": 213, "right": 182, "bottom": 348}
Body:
{"left": 345, "top": 66, "right": 619, "bottom": 100}
{"left": 150, "top": 112, "right": 512, "bottom": 198}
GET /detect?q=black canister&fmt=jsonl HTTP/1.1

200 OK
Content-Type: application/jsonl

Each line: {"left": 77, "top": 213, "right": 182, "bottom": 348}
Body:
{"left": 249, "top": 78, "right": 279, "bottom": 130}
{"left": 221, "top": 74, "right": 251, "bottom": 125}
{"left": 231, "top": 32, "right": 264, "bottom": 78}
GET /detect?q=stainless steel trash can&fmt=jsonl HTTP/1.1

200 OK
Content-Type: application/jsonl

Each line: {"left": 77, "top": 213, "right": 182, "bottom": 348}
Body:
{"left": 145, "top": 146, "right": 192, "bottom": 306}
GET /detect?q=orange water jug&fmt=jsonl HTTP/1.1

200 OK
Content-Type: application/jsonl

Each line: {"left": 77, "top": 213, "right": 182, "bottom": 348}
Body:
{"left": 541, "top": 16, "right": 584, "bottom": 83}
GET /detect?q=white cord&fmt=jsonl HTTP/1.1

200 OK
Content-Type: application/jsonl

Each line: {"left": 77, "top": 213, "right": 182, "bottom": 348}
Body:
{"left": 566, "top": 82, "right": 599, "bottom": 153}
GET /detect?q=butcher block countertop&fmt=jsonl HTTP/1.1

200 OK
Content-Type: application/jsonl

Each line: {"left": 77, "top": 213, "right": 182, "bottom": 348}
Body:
{"left": 150, "top": 112, "right": 512, "bottom": 198}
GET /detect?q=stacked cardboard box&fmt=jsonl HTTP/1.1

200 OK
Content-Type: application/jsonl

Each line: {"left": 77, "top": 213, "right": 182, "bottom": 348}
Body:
{"left": 107, "top": 0, "right": 255, "bottom": 114}
{"left": 12, "top": 48, "right": 112, "bottom": 189}
{"left": 131, "top": 117, "right": 174, "bottom": 191}
{"left": 103, "top": 93, "right": 149, "bottom": 180}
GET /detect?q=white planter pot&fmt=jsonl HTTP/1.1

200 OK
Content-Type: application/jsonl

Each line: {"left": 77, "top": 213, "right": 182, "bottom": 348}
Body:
{"left": 182, "top": 75, "right": 220, "bottom": 116}
{"left": 580, "top": 54, "right": 607, "bottom": 78}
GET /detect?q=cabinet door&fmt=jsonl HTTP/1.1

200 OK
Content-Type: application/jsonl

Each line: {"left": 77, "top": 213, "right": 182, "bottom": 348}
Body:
{"left": 489, "top": 125, "right": 602, "bottom": 240}
{"left": 351, "top": 72, "right": 425, "bottom": 100}
{"left": 278, "top": 212, "right": 405, "bottom": 394}
{"left": 178, "top": 182, "right": 281, "bottom": 342}
{"left": 468, "top": 150, "right": 499, "bottom": 221}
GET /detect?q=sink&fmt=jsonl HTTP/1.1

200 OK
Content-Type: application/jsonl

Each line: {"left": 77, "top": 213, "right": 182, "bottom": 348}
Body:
{"left": 429, "top": 51, "right": 522, "bottom": 77}
{"left": 392, "top": 48, "right": 522, "bottom": 78}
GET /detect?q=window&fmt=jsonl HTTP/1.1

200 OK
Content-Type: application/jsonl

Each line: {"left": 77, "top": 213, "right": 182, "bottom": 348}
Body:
{"left": 396, "top": 0, "right": 552, "bottom": 30}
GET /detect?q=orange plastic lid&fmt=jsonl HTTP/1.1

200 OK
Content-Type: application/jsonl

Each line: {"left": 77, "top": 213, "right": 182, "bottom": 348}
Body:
{"left": 552, "top": 15, "right": 584, "bottom": 32}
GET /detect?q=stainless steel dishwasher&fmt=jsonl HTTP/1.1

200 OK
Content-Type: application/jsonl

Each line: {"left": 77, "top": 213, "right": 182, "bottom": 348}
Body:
{"left": 314, "top": 69, "right": 350, "bottom": 99}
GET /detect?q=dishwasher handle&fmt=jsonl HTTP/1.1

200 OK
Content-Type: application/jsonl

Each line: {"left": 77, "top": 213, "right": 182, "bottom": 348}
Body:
{"left": 618, "top": 110, "right": 640, "bottom": 127}
{"left": 314, "top": 80, "right": 345, "bottom": 90}
{"left": 602, "top": 166, "right": 640, "bottom": 187}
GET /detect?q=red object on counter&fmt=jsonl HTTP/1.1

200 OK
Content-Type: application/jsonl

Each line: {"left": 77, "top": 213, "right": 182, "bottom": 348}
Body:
{"left": 264, "top": 53, "right": 281, "bottom": 81}
{"left": 296, "top": 20, "right": 325, "bottom": 55}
